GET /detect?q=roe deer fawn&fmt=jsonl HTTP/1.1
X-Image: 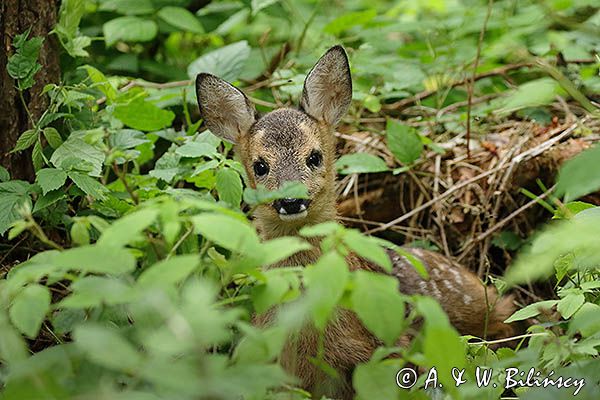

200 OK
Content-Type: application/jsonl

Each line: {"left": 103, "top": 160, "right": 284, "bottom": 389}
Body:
{"left": 196, "top": 45, "right": 516, "bottom": 399}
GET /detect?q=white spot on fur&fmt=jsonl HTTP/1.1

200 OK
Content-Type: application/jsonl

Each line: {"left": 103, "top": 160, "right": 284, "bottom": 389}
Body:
{"left": 463, "top": 294, "right": 472, "bottom": 304}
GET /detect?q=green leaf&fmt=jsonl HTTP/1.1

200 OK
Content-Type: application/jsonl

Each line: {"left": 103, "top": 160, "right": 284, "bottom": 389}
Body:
{"left": 97, "top": 208, "right": 159, "bottom": 248}
{"left": 138, "top": 255, "right": 200, "bottom": 287}
{"left": 50, "top": 137, "right": 105, "bottom": 177}
{"left": 175, "top": 142, "right": 217, "bottom": 158}
{"left": 251, "top": 0, "right": 280, "bottom": 15}
{"left": 343, "top": 230, "right": 392, "bottom": 272}
{"left": 33, "top": 190, "right": 66, "bottom": 213}
{"left": 304, "top": 252, "right": 349, "bottom": 330}
{"left": 114, "top": 99, "right": 175, "bottom": 132}
{"left": 68, "top": 171, "right": 109, "bottom": 200}
{"left": 504, "top": 300, "right": 558, "bottom": 323}
{"left": 109, "top": 129, "right": 149, "bottom": 150}
{"left": 70, "top": 219, "right": 90, "bottom": 246}
{"left": 191, "top": 213, "right": 260, "bottom": 255}
{"left": 324, "top": 9, "right": 377, "bottom": 35}
{"left": 43, "top": 127, "right": 63, "bottom": 149}
{"left": 243, "top": 181, "right": 309, "bottom": 206}
{"left": 216, "top": 168, "right": 242, "bottom": 207}
{"left": 74, "top": 324, "right": 142, "bottom": 372}
{"left": 554, "top": 201, "right": 595, "bottom": 219}
{"left": 336, "top": 153, "right": 388, "bottom": 175}
{"left": 54, "top": 0, "right": 91, "bottom": 57}
{"left": 9, "top": 284, "right": 51, "bottom": 338}
{"left": 7, "top": 32, "right": 44, "bottom": 89}
{"left": 386, "top": 119, "right": 423, "bottom": 165}
{"left": 36, "top": 168, "right": 67, "bottom": 195}
{"left": 0, "top": 180, "right": 32, "bottom": 235}
{"left": 158, "top": 6, "right": 204, "bottom": 34}
{"left": 99, "top": 0, "right": 154, "bottom": 15}
{"left": 557, "top": 293, "right": 585, "bottom": 319}
{"left": 0, "top": 166, "right": 9, "bottom": 182}
{"left": 59, "top": 276, "right": 133, "bottom": 308}
{"left": 350, "top": 271, "right": 405, "bottom": 345}
{"left": 555, "top": 145, "right": 600, "bottom": 202}
{"left": 354, "top": 359, "right": 402, "bottom": 400}
{"left": 498, "top": 78, "right": 559, "bottom": 113}
{"left": 103, "top": 17, "right": 158, "bottom": 47}
{"left": 82, "top": 65, "right": 117, "bottom": 101}
{"left": 187, "top": 41, "right": 251, "bottom": 82}
{"left": 257, "top": 237, "right": 312, "bottom": 266}
{"left": 569, "top": 303, "right": 600, "bottom": 338}
{"left": 53, "top": 245, "right": 136, "bottom": 274}
{"left": 11, "top": 129, "right": 38, "bottom": 153}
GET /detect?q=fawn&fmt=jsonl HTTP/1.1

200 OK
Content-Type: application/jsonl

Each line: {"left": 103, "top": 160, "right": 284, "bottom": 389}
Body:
{"left": 196, "top": 45, "right": 516, "bottom": 399}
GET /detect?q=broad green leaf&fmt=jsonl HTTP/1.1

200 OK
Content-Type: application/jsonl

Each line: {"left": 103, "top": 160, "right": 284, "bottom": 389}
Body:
{"left": 350, "top": 271, "right": 404, "bottom": 345}
{"left": 137, "top": 255, "right": 200, "bottom": 287}
{"left": 11, "top": 129, "right": 38, "bottom": 153}
{"left": 0, "top": 180, "right": 32, "bottom": 235}
{"left": 252, "top": 273, "right": 290, "bottom": 314}
{"left": 555, "top": 145, "right": 600, "bottom": 202}
{"left": 0, "top": 166, "right": 9, "bottom": 182}
{"left": 343, "top": 230, "right": 392, "bottom": 272}
{"left": 70, "top": 219, "right": 90, "bottom": 246}
{"left": 557, "top": 293, "right": 585, "bottom": 319}
{"left": 36, "top": 168, "right": 67, "bottom": 195}
{"left": 251, "top": 0, "right": 280, "bottom": 15}
{"left": 175, "top": 142, "right": 217, "bottom": 158}
{"left": 324, "top": 9, "right": 377, "bottom": 35}
{"left": 9, "top": 284, "right": 51, "bottom": 338}
{"left": 354, "top": 359, "right": 402, "bottom": 400}
{"left": 53, "top": 245, "right": 136, "bottom": 274}
{"left": 54, "top": 0, "right": 91, "bottom": 57}
{"left": 43, "top": 127, "right": 63, "bottom": 149}
{"left": 97, "top": 208, "right": 159, "bottom": 248}
{"left": 191, "top": 213, "right": 260, "bottom": 254}
{"left": 103, "top": 17, "right": 158, "bottom": 47}
{"left": 68, "top": 171, "right": 109, "bottom": 200}
{"left": 74, "top": 324, "right": 142, "bottom": 371}
{"left": 187, "top": 41, "right": 251, "bottom": 82}
{"left": 7, "top": 32, "right": 44, "bottom": 89}
{"left": 304, "top": 252, "right": 349, "bottom": 330}
{"left": 299, "top": 221, "right": 343, "bottom": 237}
{"left": 243, "top": 181, "right": 308, "bottom": 206}
{"left": 569, "top": 303, "right": 600, "bottom": 338}
{"left": 60, "top": 276, "right": 133, "bottom": 308}
{"left": 504, "top": 300, "right": 558, "bottom": 323}
{"left": 336, "top": 153, "right": 388, "bottom": 175}
{"left": 386, "top": 119, "right": 423, "bottom": 165}
{"left": 258, "top": 237, "right": 312, "bottom": 266}
{"left": 99, "top": 0, "right": 154, "bottom": 15}
{"left": 50, "top": 137, "right": 105, "bottom": 177}
{"left": 216, "top": 168, "right": 242, "bottom": 207}
{"left": 114, "top": 99, "right": 175, "bottom": 132}
{"left": 81, "top": 65, "right": 117, "bottom": 101}
{"left": 33, "top": 191, "right": 66, "bottom": 213}
{"left": 109, "top": 129, "right": 149, "bottom": 150}
{"left": 498, "top": 77, "right": 559, "bottom": 113}
{"left": 158, "top": 7, "right": 204, "bottom": 34}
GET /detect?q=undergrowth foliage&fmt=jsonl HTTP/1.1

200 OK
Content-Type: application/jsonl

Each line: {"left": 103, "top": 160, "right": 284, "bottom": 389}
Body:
{"left": 1, "top": 0, "right": 599, "bottom": 399}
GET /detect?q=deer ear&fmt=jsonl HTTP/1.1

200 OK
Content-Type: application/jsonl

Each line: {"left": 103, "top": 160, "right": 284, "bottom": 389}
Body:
{"left": 300, "top": 45, "right": 352, "bottom": 126}
{"left": 195, "top": 73, "right": 256, "bottom": 143}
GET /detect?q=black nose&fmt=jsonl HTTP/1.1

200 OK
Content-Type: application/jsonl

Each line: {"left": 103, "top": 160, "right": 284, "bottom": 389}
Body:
{"left": 273, "top": 198, "right": 310, "bottom": 215}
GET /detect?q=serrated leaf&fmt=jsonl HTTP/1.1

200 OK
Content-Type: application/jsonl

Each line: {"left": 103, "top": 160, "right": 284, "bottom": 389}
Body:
{"left": 336, "top": 153, "right": 388, "bottom": 175}
{"left": 187, "top": 41, "right": 251, "bottom": 82}
{"left": 103, "top": 17, "right": 157, "bottom": 47}
{"left": 0, "top": 180, "right": 32, "bottom": 235}
{"left": 9, "top": 284, "right": 51, "bottom": 338}
{"left": 68, "top": 171, "right": 109, "bottom": 200}
{"left": 158, "top": 6, "right": 204, "bottom": 34}
{"left": 36, "top": 168, "right": 67, "bottom": 195}
{"left": 216, "top": 168, "right": 242, "bottom": 207}
{"left": 50, "top": 137, "right": 105, "bottom": 177}
{"left": 43, "top": 127, "right": 63, "bottom": 149}
{"left": 11, "top": 129, "right": 38, "bottom": 153}
{"left": 386, "top": 119, "right": 423, "bottom": 165}
{"left": 114, "top": 99, "right": 175, "bottom": 132}
{"left": 351, "top": 271, "right": 404, "bottom": 345}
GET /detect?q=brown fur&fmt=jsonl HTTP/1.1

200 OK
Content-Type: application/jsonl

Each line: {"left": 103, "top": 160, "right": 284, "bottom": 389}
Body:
{"left": 196, "top": 45, "right": 516, "bottom": 400}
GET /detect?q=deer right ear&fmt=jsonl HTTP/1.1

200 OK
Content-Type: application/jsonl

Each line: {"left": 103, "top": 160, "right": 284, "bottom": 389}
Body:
{"left": 195, "top": 73, "right": 256, "bottom": 144}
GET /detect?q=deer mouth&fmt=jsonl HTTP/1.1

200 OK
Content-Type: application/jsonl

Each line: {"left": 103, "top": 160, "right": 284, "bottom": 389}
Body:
{"left": 272, "top": 198, "right": 311, "bottom": 221}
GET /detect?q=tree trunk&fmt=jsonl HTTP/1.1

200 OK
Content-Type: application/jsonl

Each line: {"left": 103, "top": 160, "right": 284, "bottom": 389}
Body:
{"left": 0, "top": 0, "right": 60, "bottom": 182}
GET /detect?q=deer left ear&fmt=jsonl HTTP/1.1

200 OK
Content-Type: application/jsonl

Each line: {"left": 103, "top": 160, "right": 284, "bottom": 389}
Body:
{"left": 300, "top": 45, "right": 352, "bottom": 126}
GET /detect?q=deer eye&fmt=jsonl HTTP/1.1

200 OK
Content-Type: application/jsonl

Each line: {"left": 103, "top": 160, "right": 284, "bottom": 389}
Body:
{"left": 307, "top": 150, "right": 322, "bottom": 168}
{"left": 253, "top": 159, "right": 269, "bottom": 177}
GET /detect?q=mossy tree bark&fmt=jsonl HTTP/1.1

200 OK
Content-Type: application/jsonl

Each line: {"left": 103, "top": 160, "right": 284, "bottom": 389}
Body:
{"left": 0, "top": 0, "right": 60, "bottom": 181}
